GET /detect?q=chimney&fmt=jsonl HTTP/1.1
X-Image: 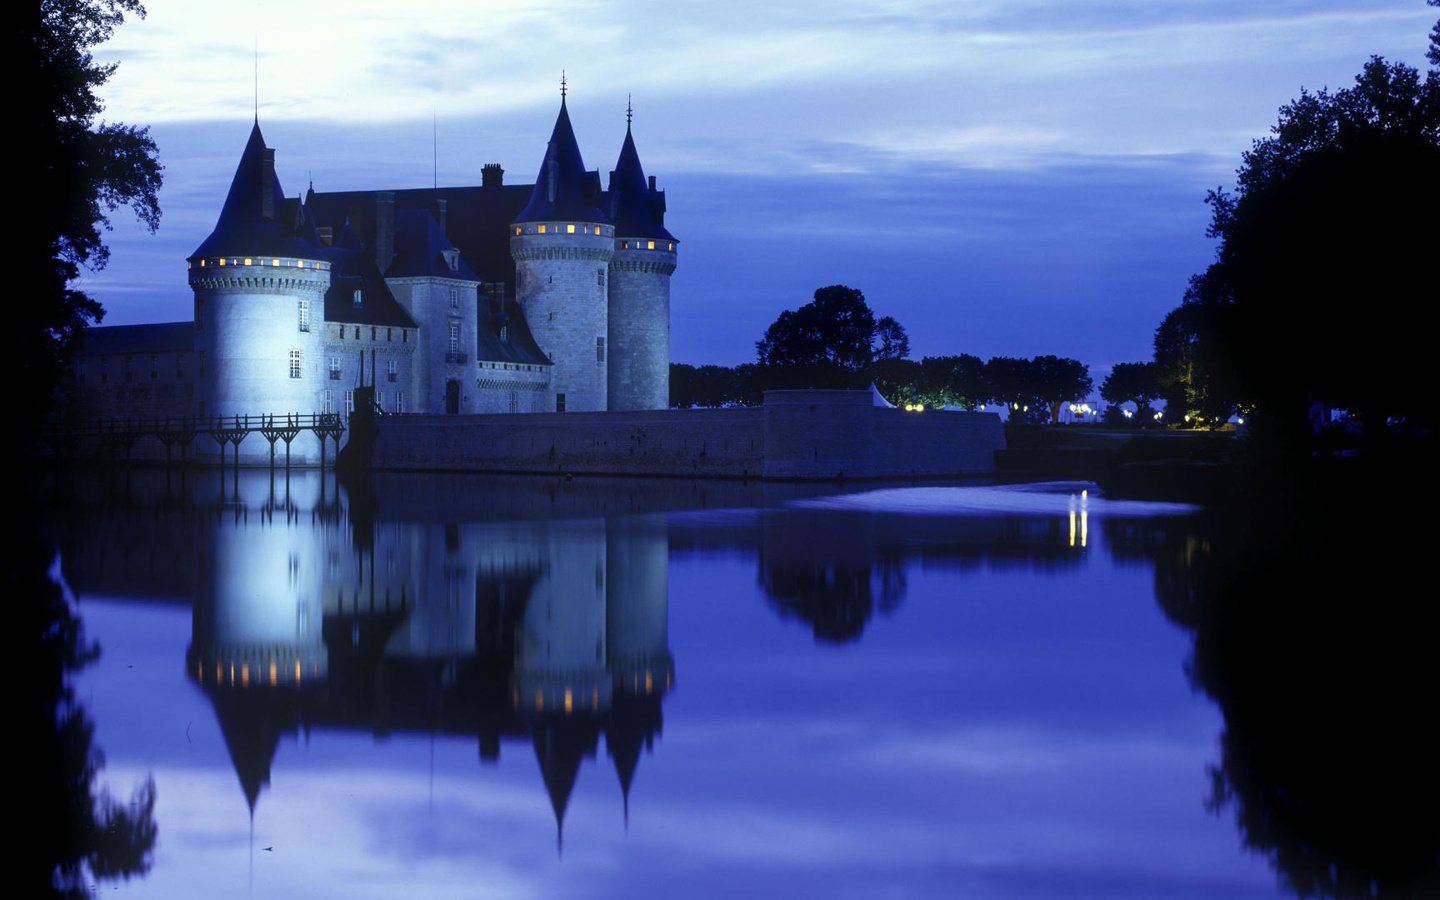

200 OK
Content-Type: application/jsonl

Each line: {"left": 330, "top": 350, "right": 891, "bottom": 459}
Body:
{"left": 432, "top": 198, "right": 448, "bottom": 234}
{"left": 375, "top": 191, "right": 395, "bottom": 273}
{"left": 482, "top": 163, "right": 503, "bottom": 187}
{"left": 648, "top": 175, "right": 656, "bottom": 193}
{"left": 261, "top": 149, "right": 276, "bottom": 221}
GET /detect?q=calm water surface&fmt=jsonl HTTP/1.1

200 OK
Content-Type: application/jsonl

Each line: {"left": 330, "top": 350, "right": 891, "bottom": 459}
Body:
{"left": 49, "top": 469, "right": 1286, "bottom": 899}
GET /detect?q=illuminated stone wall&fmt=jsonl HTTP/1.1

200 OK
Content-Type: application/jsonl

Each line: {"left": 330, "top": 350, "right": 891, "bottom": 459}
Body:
{"left": 511, "top": 224, "right": 614, "bottom": 413}
{"left": 606, "top": 243, "right": 676, "bottom": 411}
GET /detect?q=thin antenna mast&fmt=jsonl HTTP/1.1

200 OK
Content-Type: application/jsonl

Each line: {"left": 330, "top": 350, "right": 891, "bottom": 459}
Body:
{"left": 433, "top": 112, "right": 437, "bottom": 190}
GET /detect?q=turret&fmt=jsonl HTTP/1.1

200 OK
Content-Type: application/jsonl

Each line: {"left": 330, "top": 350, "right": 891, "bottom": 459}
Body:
{"left": 510, "top": 84, "right": 614, "bottom": 413}
{"left": 187, "top": 122, "right": 330, "bottom": 462}
{"left": 605, "top": 101, "right": 677, "bottom": 411}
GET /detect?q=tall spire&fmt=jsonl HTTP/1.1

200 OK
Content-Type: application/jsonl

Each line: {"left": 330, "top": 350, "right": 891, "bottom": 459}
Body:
{"left": 189, "top": 122, "right": 320, "bottom": 260}
{"left": 560, "top": 70, "right": 567, "bottom": 102}
{"left": 513, "top": 90, "right": 608, "bottom": 224}
{"left": 607, "top": 102, "right": 675, "bottom": 241}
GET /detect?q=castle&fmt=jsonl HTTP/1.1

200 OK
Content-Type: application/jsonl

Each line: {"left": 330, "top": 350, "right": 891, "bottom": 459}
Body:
{"left": 65, "top": 88, "right": 677, "bottom": 464}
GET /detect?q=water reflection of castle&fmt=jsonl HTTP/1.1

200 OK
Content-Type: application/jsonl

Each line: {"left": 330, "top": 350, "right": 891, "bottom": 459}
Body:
{"left": 182, "top": 474, "right": 672, "bottom": 839}
{"left": 58, "top": 471, "right": 1095, "bottom": 843}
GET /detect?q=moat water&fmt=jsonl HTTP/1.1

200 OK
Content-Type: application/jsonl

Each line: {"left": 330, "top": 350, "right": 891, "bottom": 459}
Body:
{"left": 34, "top": 466, "right": 1432, "bottom": 898}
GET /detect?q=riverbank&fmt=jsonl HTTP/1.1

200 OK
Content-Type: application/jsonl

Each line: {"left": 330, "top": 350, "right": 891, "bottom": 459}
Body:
{"left": 998, "top": 425, "right": 1246, "bottom": 503}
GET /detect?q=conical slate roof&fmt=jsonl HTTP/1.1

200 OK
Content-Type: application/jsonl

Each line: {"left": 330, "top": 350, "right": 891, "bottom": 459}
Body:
{"left": 514, "top": 99, "right": 609, "bottom": 224}
{"left": 609, "top": 123, "right": 675, "bottom": 241}
{"left": 190, "top": 121, "right": 323, "bottom": 260}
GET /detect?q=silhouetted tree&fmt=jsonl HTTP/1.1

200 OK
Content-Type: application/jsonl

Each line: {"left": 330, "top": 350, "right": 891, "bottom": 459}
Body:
{"left": 1194, "top": 50, "right": 1438, "bottom": 442}
{"left": 1153, "top": 267, "right": 1245, "bottom": 427}
{"left": 18, "top": 0, "right": 163, "bottom": 433}
{"left": 984, "top": 356, "right": 1046, "bottom": 424}
{"left": 1100, "top": 362, "right": 1162, "bottom": 421}
{"left": 755, "top": 285, "right": 910, "bottom": 388}
{"left": 1031, "top": 355, "right": 1093, "bottom": 424}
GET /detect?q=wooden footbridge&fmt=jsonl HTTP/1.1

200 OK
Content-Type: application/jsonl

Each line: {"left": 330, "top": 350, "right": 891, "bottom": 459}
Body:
{"left": 46, "top": 413, "right": 347, "bottom": 471}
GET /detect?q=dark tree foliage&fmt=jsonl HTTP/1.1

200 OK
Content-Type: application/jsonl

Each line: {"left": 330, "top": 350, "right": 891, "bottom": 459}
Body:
{"left": 1030, "top": 354, "right": 1094, "bottom": 424}
{"left": 913, "top": 354, "right": 987, "bottom": 409}
{"left": 1153, "top": 267, "right": 1245, "bottom": 427}
{"left": 17, "top": 0, "right": 163, "bottom": 432}
{"left": 1431, "top": 0, "right": 1440, "bottom": 68}
{"left": 1100, "top": 362, "right": 1161, "bottom": 419}
{"left": 1181, "top": 46, "right": 1438, "bottom": 442}
{"left": 755, "top": 286, "right": 910, "bottom": 388}
{"left": 983, "top": 356, "right": 1048, "bottom": 424}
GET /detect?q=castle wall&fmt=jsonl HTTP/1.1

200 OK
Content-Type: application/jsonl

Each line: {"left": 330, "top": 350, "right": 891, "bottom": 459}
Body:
{"left": 474, "top": 361, "right": 552, "bottom": 413}
{"left": 388, "top": 277, "right": 476, "bottom": 413}
{"left": 511, "top": 224, "right": 614, "bottom": 413}
{"left": 364, "top": 391, "right": 1005, "bottom": 479}
{"left": 320, "top": 321, "right": 419, "bottom": 416}
{"left": 61, "top": 350, "right": 195, "bottom": 423}
{"left": 607, "top": 244, "right": 675, "bottom": 411}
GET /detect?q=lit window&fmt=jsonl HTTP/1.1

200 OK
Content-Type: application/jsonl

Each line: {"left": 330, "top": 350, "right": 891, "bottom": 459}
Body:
{"left": 298, "top": 299, "right": 310, "bottom": 332}
{"left": 620, "top": 240, "right": 628, "bottom": 249}
{"left": 538, "top": 224, "right": 547, "bottom": 234}
{"left": 289, "top": 349, "right": 302, "bottom": 379}
{"left": 647, "top": 240, "right": 655, "bottom": 250}
{"left": 668, "top": 242, "right": 674, "bottom": 251}
{"left": 218, "top": 257, "right": 225, "bottom": 266}
{"left": 244, "top": 258, "right": 252, "bottom": 266}
{"left": 593, "top": 226, "right": 601, "bottom": 235}
{"left": 272, "top": 259, "right": 279, "bottom": 266}
{"left": 515, "top": 226, "right": 522, "bottom": 236}
{"left": 566, "top": 224, "right": 575, "bottom": 234}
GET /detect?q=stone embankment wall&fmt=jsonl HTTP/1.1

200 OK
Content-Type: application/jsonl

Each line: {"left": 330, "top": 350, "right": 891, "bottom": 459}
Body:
{"left": 367, "top": 390, "right": 1004, "bottom": 480}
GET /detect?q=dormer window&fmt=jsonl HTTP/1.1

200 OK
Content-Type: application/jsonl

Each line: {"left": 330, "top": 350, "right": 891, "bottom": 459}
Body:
{"left": 500, "top": 324, "right": 509, "bottom": 343}
{"left": 442, "top": 249, "right": 459, "bottom": 272}
{"left": 353, "top": 289, "right": 362, "bottom": 308}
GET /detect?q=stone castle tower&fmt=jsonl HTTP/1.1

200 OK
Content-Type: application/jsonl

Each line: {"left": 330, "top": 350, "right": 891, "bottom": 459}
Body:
{"left": 187, "top": 123, "right": 329, "bottom": 454}
{"left": 511, "top": 94, "right": 616, "bottom": 413}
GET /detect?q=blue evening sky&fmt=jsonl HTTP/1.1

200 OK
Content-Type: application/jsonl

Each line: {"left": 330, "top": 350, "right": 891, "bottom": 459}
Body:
{"left": 81, "top": 1, "right": 1436, "bottom": 374}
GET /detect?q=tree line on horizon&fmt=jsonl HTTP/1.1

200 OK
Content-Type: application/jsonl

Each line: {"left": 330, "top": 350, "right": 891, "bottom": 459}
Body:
{"left": 670, "top": 285, "right": 1099, "bottom": 425}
